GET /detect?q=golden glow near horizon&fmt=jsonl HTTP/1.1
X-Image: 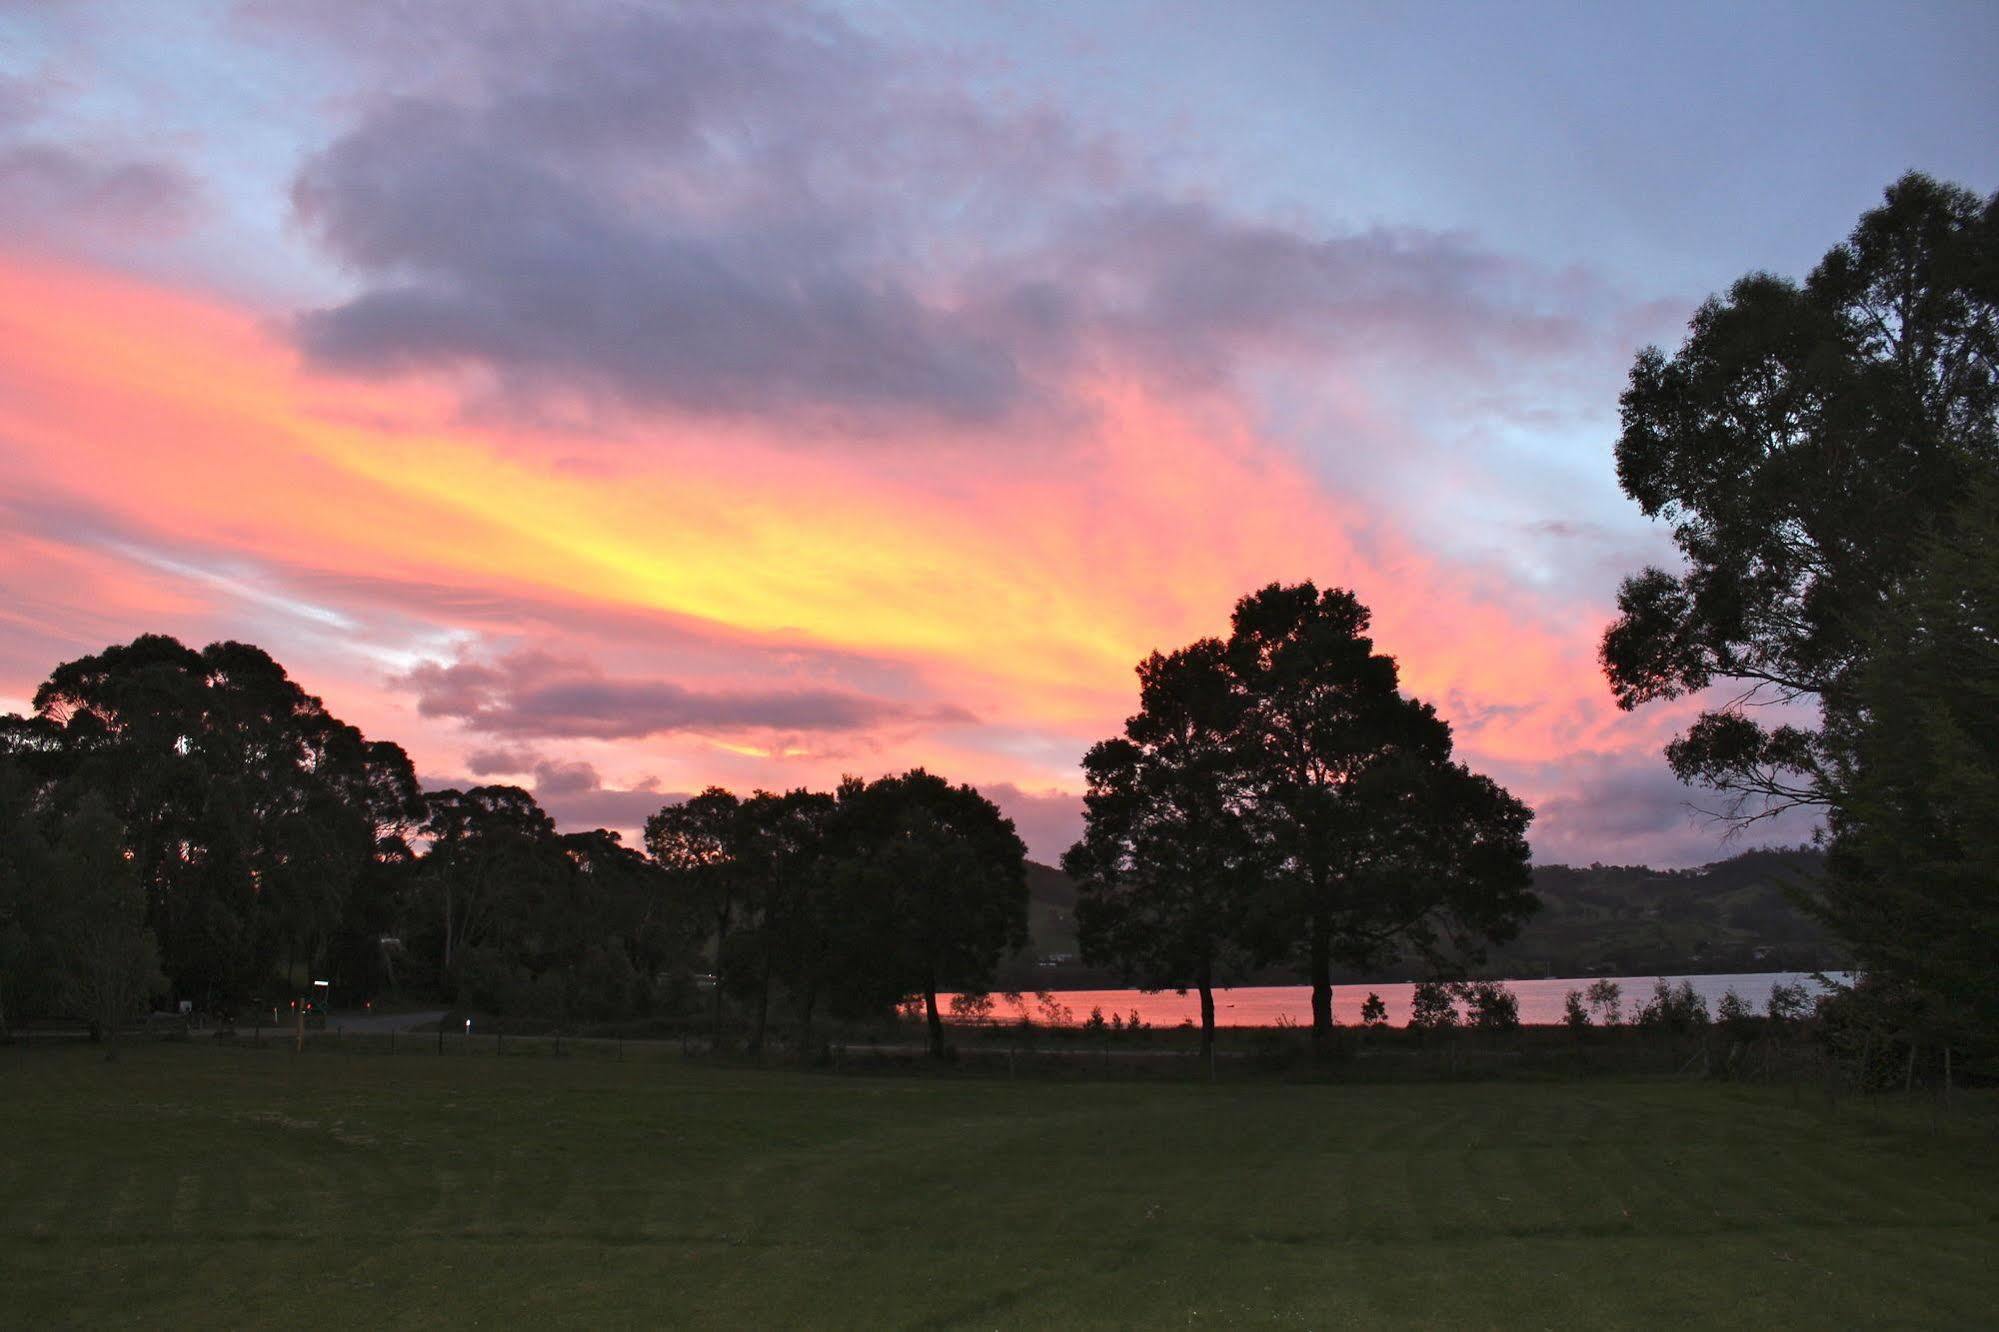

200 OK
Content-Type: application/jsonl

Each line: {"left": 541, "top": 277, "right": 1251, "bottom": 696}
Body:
{"left": 0, "top": 253, "right": 1691, "bottom": 854}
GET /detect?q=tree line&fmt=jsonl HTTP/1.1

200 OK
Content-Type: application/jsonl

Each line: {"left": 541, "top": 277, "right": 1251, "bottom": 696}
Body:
{"left": 0, "top": 578, "right": 1542, "bottom": 1061}
{"left": 0, "top": 172, "right": 1989, "bottom": 1065}
{"left": 0, "top": 636, "right": 1037, "bottom": 1057}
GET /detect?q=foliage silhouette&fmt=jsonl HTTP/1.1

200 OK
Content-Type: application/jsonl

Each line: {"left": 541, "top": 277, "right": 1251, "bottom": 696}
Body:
{"left": 1603, "top": 172, "right": 1998, "bottom": 825}
{"left": 1066, "top": 640, "right": 1266, "bottom": 1065}
{"left": 1602, "top": 171, "right": 1998, "bottom": 1048}
{"left": 1225, "top": 582, "right": 1537, "bottom": 1051}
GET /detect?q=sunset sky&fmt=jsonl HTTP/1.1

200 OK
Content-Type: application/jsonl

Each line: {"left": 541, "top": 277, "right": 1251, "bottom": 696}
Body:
{"left": 1, "top": 1, "right": 1992, "bottom": 865}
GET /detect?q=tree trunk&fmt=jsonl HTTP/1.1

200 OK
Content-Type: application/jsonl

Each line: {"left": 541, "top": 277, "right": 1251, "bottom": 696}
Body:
{"left": 1198, "top": 960, "right": 1216, "bottom": 1082}
{"left": 749, "top": 956, "right": 771, "bottom": 1057}
{"left": 797, "top": 976, "right": 819, "bottom": 1064}
{"left": 925, "top": 978, "right": 945, "bottom": 1059}
{"left": 1309, "top": 910, "right": 1333, "bottom": 1056}
{"left": 710, "top": 910, "right": 730, "bottom": 1049}
{"left": 442, "top": 881, "right": 453, "bottom": 973}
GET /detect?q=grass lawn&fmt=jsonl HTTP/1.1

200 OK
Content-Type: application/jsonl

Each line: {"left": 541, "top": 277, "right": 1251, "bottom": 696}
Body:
{"left": 2, "top": 1043, "right": 1994, "bottom": 1328}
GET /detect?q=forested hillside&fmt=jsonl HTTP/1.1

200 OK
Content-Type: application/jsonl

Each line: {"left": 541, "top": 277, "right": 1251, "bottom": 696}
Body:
{"left": 1486, "top": 849, "right": 1835, "bottom": 978}
{"left": 1006, "top": 847, "right": 1837, "bottom": 988}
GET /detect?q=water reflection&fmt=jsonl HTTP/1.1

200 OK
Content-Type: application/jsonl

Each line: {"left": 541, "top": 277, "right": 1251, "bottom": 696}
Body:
{"left": 945, "top": 972, "right": 1845, "bottom": 1028}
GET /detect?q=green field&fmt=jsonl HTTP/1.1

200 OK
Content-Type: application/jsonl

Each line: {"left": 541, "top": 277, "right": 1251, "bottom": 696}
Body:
{"left": 2, "top": 1044, "right": 1994, "bottom": 1328}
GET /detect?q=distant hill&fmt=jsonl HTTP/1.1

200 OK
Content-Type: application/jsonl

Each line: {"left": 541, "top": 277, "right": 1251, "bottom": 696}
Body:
{"left": 1485, "top": 847, "right": 1837, "bottom": 977}
{"left": 1001, "top": 846, "right": 1840, "bottom": 989}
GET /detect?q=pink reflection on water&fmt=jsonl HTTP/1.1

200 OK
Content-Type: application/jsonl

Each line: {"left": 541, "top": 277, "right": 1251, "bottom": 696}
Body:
{"left": 943, "top": 972, "right": 1844, "bottom": 1029}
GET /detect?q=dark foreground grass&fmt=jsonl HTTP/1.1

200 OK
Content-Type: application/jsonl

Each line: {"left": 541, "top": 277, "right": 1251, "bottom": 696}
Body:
{"left": 2, "top": 1044, "right": 1994, "bottom": 1329}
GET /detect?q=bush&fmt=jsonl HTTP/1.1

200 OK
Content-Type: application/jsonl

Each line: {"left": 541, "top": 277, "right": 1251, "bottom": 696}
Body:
{"left": 1634, "top": 978, "right": 1709, "bottom": 1033}
{"left": 948, "top": 991, "right": 995, "bottom": 1022}
{"left": 1585, "top": 979, "right": 1623, "bottom": 1026}
{"left": 456, "top": 946, "right": 528, "bottom": 1015}
{"left": 1767, "top": 980, "right": 1811, "bottom": 1023}
{"left": 1464, "top": 981, "right": 1520, "bottom": 1031}
{"left": 1408, "top": 981, "right": 1460, "bottom": 1030}
{"left": 1716, "top": 988, "right": 1756, "bottom": 1040}
{"left": 571, "top": 944, "right": 640, "bottom": 1020}
{"left": 1563, "top": 989, "right": 1591, "bottom": 1030}
{"left": 1360, "top": 992, "right": 1388, "bottom": 1028}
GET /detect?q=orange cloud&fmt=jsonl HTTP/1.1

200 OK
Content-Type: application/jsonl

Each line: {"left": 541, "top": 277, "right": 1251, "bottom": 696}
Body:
{"left": 0, "top": 251, "right": 1663, "bottom": 844}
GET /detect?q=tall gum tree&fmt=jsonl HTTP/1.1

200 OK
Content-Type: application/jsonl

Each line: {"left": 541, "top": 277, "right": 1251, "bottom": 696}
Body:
{"left": 1225, "top": 583, "right": 1536, "bottom": 1052}
{"left": 10, "top": 635, "right": 421, "bottom": 1008}
{"left": 645, "top": 787, "right": 745, "bottom": 1044}
{"left": 1602, "top": 172, "right": 1998, "bottom": 824}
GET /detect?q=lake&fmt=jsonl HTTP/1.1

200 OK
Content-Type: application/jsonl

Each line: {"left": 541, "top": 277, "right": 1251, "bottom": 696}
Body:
{"left": 950, "top": 971, "right": 1846, "bottom": 1028}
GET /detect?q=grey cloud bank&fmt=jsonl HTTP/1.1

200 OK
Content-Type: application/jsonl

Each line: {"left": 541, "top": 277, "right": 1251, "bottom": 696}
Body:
{"left": 403, "top": 650, "right": 974, "bottom": 741}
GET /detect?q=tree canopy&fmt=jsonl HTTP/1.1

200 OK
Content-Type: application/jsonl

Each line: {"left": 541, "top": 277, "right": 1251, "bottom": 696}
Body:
{"left": 1819, "top": 473, "right": 1999, "bottom": 1042}
{"left": 2, "top": 635, "right": 421, "bottom": 1009}
{"left": 1228, "top": 583, "right": 1537, "bottom": 1048}
{"left": 1602, "top": 172, "right": 1998, "bottom": 822}
{"left": 1602, "top": 171, "right": 1999, "bottom": 1044}
{"left": 1066, "top": 640, "right": 1264, "bottom": 1062}
{"left": 834, "top": 770, "right": 1028, "bottom": 1057}
{"left": 1069, "top": 583, "right": 1537, "bottom": 1054}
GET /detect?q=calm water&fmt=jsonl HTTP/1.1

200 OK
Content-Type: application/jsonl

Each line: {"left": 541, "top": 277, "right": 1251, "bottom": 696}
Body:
{"left": 949, "top": 972, "right": 1845, "bottom": 1029}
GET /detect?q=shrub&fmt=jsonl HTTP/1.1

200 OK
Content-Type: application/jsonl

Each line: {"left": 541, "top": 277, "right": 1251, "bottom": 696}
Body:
{"left": 948, "top": 991, "right": 995, "bottom": 1022}
{"left": 1716, "top": 988, "right": 1756, "bottom": 1039}
{"left": 1408, "top": 981, "right": 1460, "bottom": 1030}
{"left": 1563, "top": 989, "right": 1591, "bottom": 1030}
{"left": 1635, "top": 978, "right": 1709, "bottom": 1033}
{"left": 1360, "top": 992, "right": 1388, "bottom": 1028}
{"left": 1766, "top": 980, "right": 1811, "bottom": 1023}
{"left": 572, "top": 944, "right": 640, "bottom": 1020}
{"left": 457, "top": 946, "right": 528, "bottom": 1015}
{"left": 1464, "top": 981, "right": 1520, "bottom": 1031}
{"left": 1585, "top": 979, "right": 1623, "bottom": 1026}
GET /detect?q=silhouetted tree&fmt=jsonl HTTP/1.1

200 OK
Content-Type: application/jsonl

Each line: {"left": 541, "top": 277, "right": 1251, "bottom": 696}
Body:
{"left": 1065, "top": 640, "right": 1265, "bottom": 1065}
{"left": 646, "top": 787, "right": 747, "bottom": 1041}
{"left": 1820, "top": 473, "right": 1999, "bottom": 1044}
{"left": 1226, "top": 582, "right": 1537, "bottom": 1052}
{"left": 10, "top": 635, "right": 422, "bottom": 1008}
{"left": 838, "top": 770, "right": 1027, "bottom": 1058}
{"left": 726, "top": 788, "right": 838, "bottom": 1055}
{"left": 0, "top": 753, "right": 56, "bottom": 1036}
{"left": 1602, "top": 172, "right": 1998, "bottom": 824}
{"left": 49, "top": 794, "right": 161, "bottom": 1054}
{"left": 420, "top": 785, "right": 562, "bottom": 981}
